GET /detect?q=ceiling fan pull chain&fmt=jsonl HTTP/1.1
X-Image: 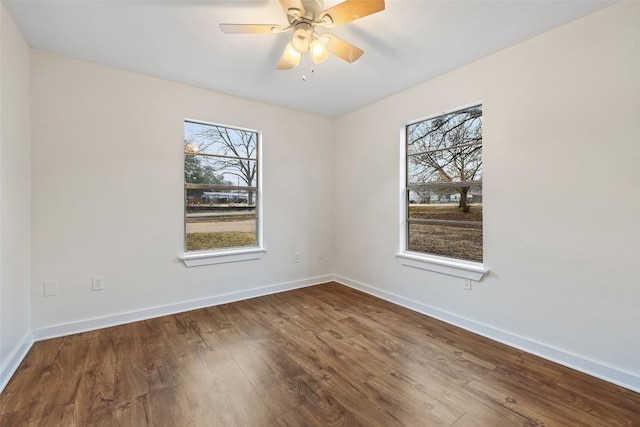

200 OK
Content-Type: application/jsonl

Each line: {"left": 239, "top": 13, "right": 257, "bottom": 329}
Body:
{"left": 302, "top": 53, "right": 315, "bottom": 80}
{"left": 302, "top": 53, "right": 307, "bottom": 81}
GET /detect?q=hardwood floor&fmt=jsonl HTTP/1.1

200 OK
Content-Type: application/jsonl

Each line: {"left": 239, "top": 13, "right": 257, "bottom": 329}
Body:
{"left": 1, "top": 282, "right": 638, "bottom": 426}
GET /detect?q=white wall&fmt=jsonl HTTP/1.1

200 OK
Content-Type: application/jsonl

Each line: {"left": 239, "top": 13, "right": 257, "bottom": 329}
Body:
{"left": 30, "top": 51, "right": 333, "bottom": 329}
{"left": 333, "top": 2, "right": 640, "bottom": 383}
{"left": 0, "top": 3, "right": 31, "bottom": 385}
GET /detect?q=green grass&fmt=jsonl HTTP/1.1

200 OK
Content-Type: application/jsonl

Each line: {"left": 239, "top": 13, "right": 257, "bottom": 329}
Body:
{"left": 186, "top": 232, "right": 256, "bottom": 251}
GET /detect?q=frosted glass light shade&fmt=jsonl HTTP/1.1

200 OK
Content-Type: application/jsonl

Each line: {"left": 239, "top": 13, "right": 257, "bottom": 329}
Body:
{"left": 310, "top": 38, "right": 329, "bottom": 64}
{"left": 283, "top": 43, "right": 301, "bottom": 66}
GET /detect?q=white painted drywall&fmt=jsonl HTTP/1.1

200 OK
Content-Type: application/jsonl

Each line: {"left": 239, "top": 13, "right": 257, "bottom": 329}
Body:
{"left": 30, "top": 51, "right": 333, "bottom": 328}
{"left": 333, "top": 2, "right": 640, "bottom": 377}
{"left": 0, "top": 3, "right": 32, "bottom": 378}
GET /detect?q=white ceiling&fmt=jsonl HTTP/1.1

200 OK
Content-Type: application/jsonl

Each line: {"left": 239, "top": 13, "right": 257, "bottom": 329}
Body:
{"left": 4, "top": 0, "right": 612, "bottom": 118}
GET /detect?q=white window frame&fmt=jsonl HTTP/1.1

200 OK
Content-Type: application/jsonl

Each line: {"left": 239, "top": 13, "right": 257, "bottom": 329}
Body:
{"left": 396, "top": 102, "right": 487, "bottom": 281}
{"left": 180, "top": 119, "right": 265, "bottom": 267}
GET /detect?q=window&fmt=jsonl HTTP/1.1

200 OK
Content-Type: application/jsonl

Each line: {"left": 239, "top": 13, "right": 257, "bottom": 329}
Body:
{"left": 183, "top": 120, "right": 261, "bottom": 257}
{"left": 404, "top": 104, "right": 483, "bottom": 265}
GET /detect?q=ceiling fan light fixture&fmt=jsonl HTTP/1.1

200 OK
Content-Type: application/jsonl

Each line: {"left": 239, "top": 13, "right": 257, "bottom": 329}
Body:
{"left": 283, "top": 42, "right": 302, "bottom": 66}
{"left": 310, "top": 38, "right": 329, "bottom": 64}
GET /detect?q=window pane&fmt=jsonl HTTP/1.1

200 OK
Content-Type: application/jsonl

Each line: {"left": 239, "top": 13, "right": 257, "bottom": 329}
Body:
{"left": 408, "top": 222, "right": 483, "bottom": 262}
{"left": 186, "top": 188, "right": 257, "bottom": 208}
{"left": 408, "top": 145, "right": 482, "bottom": 185}
{"left": 184, "top": 120, "right": 260, "bottom": 254}
{"left": 408, "top": 188, "right": 482, "bottom": 215}
{"left": 405, "top": 104, "right": 483, "bottom": 262}
{"left": 185, "top": 154, "right": 257, "bottom": 187}
{"left": 406, "top": 106, "right": 482, "bottom": 155}
{"left": 186, "top": 189, "right": 257, "bottom": 252}
{"left": 185, "top": 121, "right": 257, "bottom": 159}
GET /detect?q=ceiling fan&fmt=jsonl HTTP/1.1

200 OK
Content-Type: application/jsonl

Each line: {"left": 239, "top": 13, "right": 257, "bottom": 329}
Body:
{"left": 220, "top": 0, "right": 385, "bottom": 70}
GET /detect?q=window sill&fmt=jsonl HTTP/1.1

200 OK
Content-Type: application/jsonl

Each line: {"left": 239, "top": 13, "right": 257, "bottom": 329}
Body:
{"left": 396, "top": 252, "right": 487, "bottom": 281}
{"left": 180, "top": 248, "right": 266, "bottom": 267}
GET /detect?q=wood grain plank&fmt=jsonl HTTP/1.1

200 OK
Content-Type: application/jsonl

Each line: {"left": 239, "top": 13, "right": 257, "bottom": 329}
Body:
{"left": 17, "top": 334, "right": 91, "bottom": 424}
{"left": 0, "top": 337, "right": 64, "bottom": 417}
{"left": 75, "top": 331, "right": 117, "bottom": 426}
{"left": 1, "top": 282, "right": 638, "bottom": 426}
{"left": 274, "top": 407, "right": 329, "bottom": 427}
{"left": 112, "top": 322, "right": 149, "bottom": 402}
{"left": 308, "top": 366, "right": 407, "bottom": 426}
{"left": 466, "top": 377, "right": 608, "bottom": 427}
{"left": 286, "top": 373, "right": 360, "bottom": 427}
{"left": 206, "top": 359, "right": 276, "bottom": 425}
{"left": 148, "top": 386, "right": 196, "bottom": 427}
{"left": 110, "top": 394, "right": 151, "bottom": 427}
{"left": 28, "top": 403, "right": 76, "bottom": 427}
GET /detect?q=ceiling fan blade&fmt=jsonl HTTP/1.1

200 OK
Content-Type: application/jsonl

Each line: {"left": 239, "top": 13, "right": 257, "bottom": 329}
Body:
{"left": 276, "top": 59, "right": 295, "bottom": 70}
{"left": 279, "top": 0, "right": 305, "bottom": 18}
{"left": 325, "top": 35, "right": 364, "bottom": 63}
{"left": 219, "top": 24, "right": 281, "bottom": 34}
{"left": 320, "top": 0, "right": 385, "bottom": 26}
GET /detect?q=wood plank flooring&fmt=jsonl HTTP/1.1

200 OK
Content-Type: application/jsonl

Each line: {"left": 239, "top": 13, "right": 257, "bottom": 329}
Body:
{"left": 1, "top": 282, "right": 638, "bottom": 426}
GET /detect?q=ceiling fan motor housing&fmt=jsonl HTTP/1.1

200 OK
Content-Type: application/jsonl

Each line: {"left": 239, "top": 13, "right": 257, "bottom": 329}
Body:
{"left": 292, "top": 22, "right": 313, "bottom": 52}
{"left": 287, "top": 0, "right": 324, "bottom": 23}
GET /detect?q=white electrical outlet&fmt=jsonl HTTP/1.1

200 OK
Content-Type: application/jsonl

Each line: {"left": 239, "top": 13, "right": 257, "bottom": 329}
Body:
{"left": 464, "top": 279, "right": 472, "bottom": 290}
{"left": 44, "top": 280, "right": 58, "bottom": 297}
{"left": 92, "top": 275, "right": 105, "bottom": 291}
{"left": 293, "top": 252, "right": 301, "bottom": 263}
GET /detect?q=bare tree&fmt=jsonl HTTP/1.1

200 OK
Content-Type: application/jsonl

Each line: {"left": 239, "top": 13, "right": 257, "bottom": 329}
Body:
{"left": 407, "top": 107, "right": 482, "bottom": 212}
{"left": 191, "top": 125, "right": 258, "bottom": 204}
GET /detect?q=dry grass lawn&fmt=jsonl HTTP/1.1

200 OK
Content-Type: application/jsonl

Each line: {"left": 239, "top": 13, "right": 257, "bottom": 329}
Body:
{"left": 184, "top": 205, "right": 483, "bottom": 259}
{"left": 408, "top": 204, "right": 483, "bottom": 262}
{"left": 186, "top": 231, "right": 256, "bottom": 251}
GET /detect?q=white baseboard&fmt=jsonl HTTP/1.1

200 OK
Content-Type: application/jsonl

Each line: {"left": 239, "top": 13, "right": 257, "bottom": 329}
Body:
{"left": 32, "top": 275, "right": 332, "bottom": 341}
{"left": 0, "top": 331, "right": 34, "bottom": 394}
{"left": 334, "top": 275, "right": 640, "bottom": 394}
